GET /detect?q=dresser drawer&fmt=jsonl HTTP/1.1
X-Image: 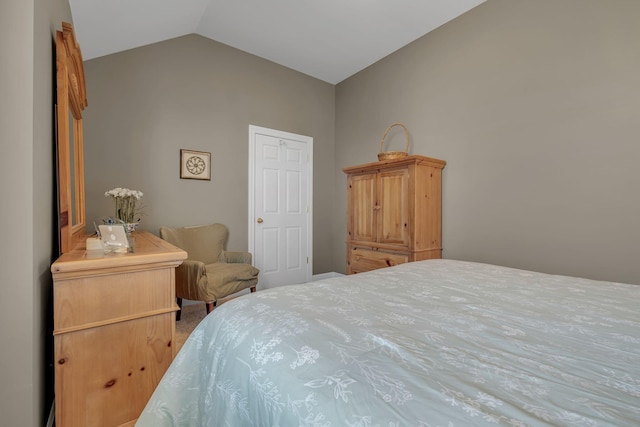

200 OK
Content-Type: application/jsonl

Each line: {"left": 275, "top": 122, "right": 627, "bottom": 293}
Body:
{"left": 54, "top": 313, "right": 174, "bottom": 426}
{"left": 53, "top": 267, "right": 174, "bottom": 331}
{"left": 349, "top": 247, "right": 408, "bottom": 273}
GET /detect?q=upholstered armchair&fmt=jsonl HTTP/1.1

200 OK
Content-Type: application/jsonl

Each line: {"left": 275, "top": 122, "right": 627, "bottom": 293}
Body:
{"left": 159, "top": 223, "right": 259, "bottom": 319}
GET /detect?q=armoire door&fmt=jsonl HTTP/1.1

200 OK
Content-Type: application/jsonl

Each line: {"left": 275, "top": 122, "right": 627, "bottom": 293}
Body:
{"left": 377, "top": 168, "right": 410, "bottom": 246}
{"left": 347, "top": 173, "right": 377, "bottom": 243}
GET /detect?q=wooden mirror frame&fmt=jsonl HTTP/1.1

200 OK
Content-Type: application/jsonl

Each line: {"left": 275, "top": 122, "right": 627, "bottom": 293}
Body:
{"left": 56, "top": 22, "right": 88, "bottom": 253}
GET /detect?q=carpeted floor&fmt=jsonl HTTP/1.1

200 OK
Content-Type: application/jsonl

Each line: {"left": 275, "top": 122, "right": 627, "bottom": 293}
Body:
{"left": 175, "top": 303, "right": 207, "bottom": 352}
{"left": 175, "top": 295, "right": 241, "bottom": 352}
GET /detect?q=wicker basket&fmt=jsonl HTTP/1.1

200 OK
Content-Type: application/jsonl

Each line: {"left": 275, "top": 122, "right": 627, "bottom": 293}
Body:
{"left": 378, "top": 122, "right": 410, "bottom": 161}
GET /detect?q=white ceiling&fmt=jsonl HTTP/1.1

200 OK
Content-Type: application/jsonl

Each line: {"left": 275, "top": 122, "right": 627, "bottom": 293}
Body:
{"left": 69, "top": 0, "right": 485, "bottom": 84}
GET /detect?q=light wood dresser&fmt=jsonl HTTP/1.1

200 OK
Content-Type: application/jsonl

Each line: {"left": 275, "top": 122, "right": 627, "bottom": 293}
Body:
{"left": 51, "top": 231, "right": 187, "bottom": 427}
{"left": 344, "top": 155, "right": 446, "bottom": 274}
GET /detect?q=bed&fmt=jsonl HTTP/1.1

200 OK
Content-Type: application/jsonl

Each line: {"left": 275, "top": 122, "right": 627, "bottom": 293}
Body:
{"left": 137, "top": 259, "right": 639, "bottom": 426}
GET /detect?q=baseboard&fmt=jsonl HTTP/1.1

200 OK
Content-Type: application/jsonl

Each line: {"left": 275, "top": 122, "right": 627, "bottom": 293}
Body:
{"left": 311, "top": 272, "right": 344, "bottom": 281}
{"left": 46, "top": 400, "right": 55, "bottom": 427}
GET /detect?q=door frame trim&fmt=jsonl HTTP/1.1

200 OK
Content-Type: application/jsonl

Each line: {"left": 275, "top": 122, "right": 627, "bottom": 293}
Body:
{"left": 248, "top": 125, "right": 314, "bottom": 284}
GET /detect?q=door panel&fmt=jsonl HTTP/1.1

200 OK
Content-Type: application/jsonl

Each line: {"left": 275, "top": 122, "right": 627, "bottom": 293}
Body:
{"left": 286, "top": 226, "right": 301, "bottom": 269}
{"left": 262, "top": 168, "right": 280, "bottom": 213}
{"left": 261, "top": 227, "right": 279, "bottom": 273}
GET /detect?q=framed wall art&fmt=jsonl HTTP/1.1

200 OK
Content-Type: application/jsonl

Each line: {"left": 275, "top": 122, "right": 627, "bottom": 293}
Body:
{"left": 180, "top": 149, "right": 211, "bottom": 180}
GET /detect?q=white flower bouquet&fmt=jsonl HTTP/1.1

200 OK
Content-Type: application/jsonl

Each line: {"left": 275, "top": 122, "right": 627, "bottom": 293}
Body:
{"left": 104, "top": 187, "right": 144, "bottom": 224}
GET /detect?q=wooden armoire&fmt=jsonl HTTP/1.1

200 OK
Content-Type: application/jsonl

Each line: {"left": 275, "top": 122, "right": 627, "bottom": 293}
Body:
{"left": 343, "top": 155, "right": 446, "bottom": 274}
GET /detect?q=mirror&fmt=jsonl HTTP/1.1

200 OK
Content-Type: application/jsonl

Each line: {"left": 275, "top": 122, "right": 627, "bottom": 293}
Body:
{"left": 56, "top": 22, "right": 87, "bottom": 253}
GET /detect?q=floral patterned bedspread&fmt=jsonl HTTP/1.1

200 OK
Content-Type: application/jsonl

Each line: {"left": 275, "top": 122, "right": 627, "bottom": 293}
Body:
{"left": 137, "top": 259, "right": 640, "bottom": 426}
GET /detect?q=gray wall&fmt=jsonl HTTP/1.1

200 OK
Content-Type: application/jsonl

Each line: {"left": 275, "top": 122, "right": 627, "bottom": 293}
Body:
{"left": 335, "top": 0, "right": 640, "bottom": 285}
{"left": 0, "top": 0, "right": 72, "bottom": 425}
{"left": 83, "top": 34, "right": 336, "bottom": 274}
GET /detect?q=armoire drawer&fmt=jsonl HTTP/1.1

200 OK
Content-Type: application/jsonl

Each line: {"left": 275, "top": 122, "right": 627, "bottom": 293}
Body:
{"left": 349, "top": 247, "right": 408, "bottom": 273}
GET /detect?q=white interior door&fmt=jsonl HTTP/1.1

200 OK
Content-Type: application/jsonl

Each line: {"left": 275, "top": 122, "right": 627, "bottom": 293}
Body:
{"left": 249, "top": 125, "right": 313, "bottom": 289}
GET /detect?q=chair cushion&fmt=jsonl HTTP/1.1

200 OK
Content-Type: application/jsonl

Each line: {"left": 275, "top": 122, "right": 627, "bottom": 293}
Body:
{"left": 160, "top": 223, "right": 227, "bottom": 265}
{"left": 205, "top": 262, "right": 260, "bottom": 300}
{"left": 205, "top": 262, "right": 259, "bottom": 284}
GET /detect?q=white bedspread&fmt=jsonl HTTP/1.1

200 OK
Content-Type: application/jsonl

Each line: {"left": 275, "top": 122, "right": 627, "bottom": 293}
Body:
{"left": 137, "top": 259, "right": 640, "bottom": 426}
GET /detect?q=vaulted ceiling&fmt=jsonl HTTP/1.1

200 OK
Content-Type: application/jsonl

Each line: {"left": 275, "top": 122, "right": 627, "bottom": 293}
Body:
{"left": 69, "top": 0, "right": 485, "bottom": 84}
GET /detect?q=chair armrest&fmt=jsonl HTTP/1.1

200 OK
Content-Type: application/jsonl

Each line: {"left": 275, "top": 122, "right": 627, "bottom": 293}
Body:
{"left": 176, "top": 259, "right": 207, "bottom": 285}
{"left": 219, "top": 250, "right": 252, "bottom": 264}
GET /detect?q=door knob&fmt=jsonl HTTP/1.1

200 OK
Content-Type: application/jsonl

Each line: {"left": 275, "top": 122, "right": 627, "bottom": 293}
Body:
{"left": 257, "top": 217, "right": 264, "bottom": 223}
